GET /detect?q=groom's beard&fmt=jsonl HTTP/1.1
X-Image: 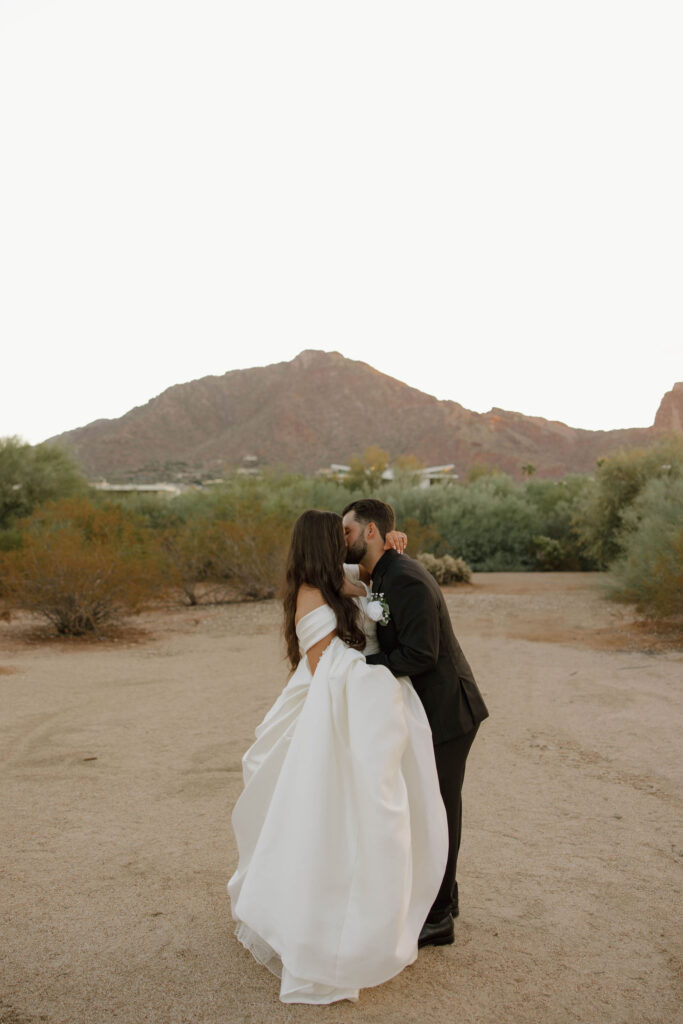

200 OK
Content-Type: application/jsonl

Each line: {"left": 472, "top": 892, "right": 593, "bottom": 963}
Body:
{"left": 344, "top": 538, "right": 367, "bottom": 565}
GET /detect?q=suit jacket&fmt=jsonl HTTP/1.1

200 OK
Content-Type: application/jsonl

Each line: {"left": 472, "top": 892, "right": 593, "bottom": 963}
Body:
{"left": 365, "top": 550, "right": 489, "bottom": 745}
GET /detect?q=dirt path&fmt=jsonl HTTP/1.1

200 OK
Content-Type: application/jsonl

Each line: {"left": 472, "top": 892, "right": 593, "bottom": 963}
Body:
{"left": 1, "top": 574, "right": 681, "bottom": 1024}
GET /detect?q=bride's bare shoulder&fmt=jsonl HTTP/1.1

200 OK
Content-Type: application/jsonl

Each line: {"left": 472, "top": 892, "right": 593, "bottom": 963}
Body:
{"left": 295, "top": 584, "right": 327, "bottom": 624}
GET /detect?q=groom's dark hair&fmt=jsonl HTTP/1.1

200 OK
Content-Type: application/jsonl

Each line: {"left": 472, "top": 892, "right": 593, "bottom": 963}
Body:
{"left": 342, "top": 498, "right": 395, "bottom": 540}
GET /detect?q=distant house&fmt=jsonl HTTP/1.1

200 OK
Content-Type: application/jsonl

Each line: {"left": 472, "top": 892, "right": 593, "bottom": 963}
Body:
{"left": 319, "top": 463, "right": 458, "bottom": 488}
{"left": 417, "top": 465, "right": 459, "bottom": 488}
{"left": 237, "top": 454, "right": 261, "bottom": 477}
{"left": 324, "top": 463, "right": 351, "bottom": 479}
{"left": 90, "top": 481, "right": 184, "bottom": 497}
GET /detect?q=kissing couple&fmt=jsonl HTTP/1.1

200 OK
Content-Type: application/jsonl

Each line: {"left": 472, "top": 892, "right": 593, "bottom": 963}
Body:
{"left": 228, "top": 498, "right": 489, "bottom": 1004}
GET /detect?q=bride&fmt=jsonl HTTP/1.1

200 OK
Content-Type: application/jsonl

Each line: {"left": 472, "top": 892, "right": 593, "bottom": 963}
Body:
{"left": 227, "top": 509, "right": 448, "bottom": 1004}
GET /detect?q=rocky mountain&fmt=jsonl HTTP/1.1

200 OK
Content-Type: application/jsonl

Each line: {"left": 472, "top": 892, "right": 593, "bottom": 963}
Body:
{"left": 46, "top": 350, "right": 681, "bottom": 482}
{"left": 653, "top": 382, "right": 683, "bottom": 433}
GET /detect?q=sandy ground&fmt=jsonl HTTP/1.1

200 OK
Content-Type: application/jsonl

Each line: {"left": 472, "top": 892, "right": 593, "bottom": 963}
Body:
{"left": 1, "top": 573, "right": 681, "bottom": 1024}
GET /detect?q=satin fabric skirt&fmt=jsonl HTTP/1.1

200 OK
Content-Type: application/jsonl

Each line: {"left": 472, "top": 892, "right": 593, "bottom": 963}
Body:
{"left": 227, "top": 638, "right": 448, "bottom": 1004}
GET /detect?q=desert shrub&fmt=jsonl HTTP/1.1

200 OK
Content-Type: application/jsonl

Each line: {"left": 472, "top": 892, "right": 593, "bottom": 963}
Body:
{"left": 0, "top": 436, "right": 87, "bottom": 530}
{"left": 386, "top": 477, "right": 538, "bottom": 569}
{"left": 170, "top": 472, "right": 344, "bottom": 527}
{"left": 417, "top": 552, "right": 442, "bottom": 580}
{"left": 160, "top": 518, "right": 235, "bottom": 605}
{"left": 417, "top": 552, "right": 472, "bottom": 584}
{"left": 100, "top": 475, "right": 304, "bottom": 603}
{"left": 399, "top": 518, "right": 444, "bottom": 556}
{"left": 0, "top": 525, "right": 22, "bottom": 553}
{"left": 217, "top": 518, "right": 290, "bottom": 599}
{"left": 161, "top": 514, "right": 289, "bottom": 603}
{"left": 607, "top": 476, "right": 683, "bottom": 620}
{"left": 0, "top": 498, "right": 165, "bottom": 634}
{"left": 429, "top": 475, "right": 543, "bottom": 570}
{"left": 466, "top": 463, "right": 502, "bottom": 483}
{"left": 442, "top": 554, "right": 472, "bottom": 583}
{"left": 524, "top": 475, "right": 596, "bottom": 569}
{"left": 528, "top": 536, "right": 566, "bottom": 571}
{"left": 389, "top": 470, "right": 625, "bottom": 571}
{"left": 84, "top": 459, "right": 636, "bottom": 587}
{"left": 97, "top": 490, "right": 184, "bottom": 531}
{"left": 574, "top": 437, "right": 683, "bottom": 568}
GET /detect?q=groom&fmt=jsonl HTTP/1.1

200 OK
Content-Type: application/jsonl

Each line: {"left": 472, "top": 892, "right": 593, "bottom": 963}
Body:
{"left": 342, "top": 498, "right": 489, "bottom": 948}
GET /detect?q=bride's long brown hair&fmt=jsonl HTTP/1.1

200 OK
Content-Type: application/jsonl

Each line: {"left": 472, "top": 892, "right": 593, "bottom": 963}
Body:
{"left": 283, "top": 510, "right": 365, "bottom": 670}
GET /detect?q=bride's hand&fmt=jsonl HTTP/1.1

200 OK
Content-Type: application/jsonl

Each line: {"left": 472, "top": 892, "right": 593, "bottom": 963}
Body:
{"left": 384, "top": 530, "right": 407, "bottom": 554}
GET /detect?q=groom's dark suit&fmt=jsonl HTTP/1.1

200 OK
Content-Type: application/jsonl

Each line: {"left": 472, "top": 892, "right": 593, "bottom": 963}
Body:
{"left": 365, "top": 549, "right": 488, "bottom": 921}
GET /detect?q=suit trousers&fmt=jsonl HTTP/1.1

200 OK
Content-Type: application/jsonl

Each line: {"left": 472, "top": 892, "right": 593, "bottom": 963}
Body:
{"left": 427, "top": 724, "right": 480, "bottom": 923}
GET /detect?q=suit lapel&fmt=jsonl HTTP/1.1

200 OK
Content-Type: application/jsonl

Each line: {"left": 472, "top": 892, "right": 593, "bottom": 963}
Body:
{"left": 371, "top": 550, "right": 395, "bottom": 596}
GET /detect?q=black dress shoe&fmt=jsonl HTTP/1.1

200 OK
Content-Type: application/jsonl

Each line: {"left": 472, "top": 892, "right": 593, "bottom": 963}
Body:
{"left": 418, "top": 914, "right": 454, "bottom": 948}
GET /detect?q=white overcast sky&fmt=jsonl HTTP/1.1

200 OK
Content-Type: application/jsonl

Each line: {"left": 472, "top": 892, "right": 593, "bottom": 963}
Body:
{"left": 1, "top": 0, "right": 681, "bottom": 444}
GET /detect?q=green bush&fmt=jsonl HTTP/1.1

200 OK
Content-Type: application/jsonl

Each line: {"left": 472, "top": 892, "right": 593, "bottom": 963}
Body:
{"left": 607, "top": 476, "right": 683, "bottom": 620}
{"left": 524, "top": 475, "right": 596, "bottom": 569}
{"left": 390, "top": 475, "right": 543, "bottom": 570}
{"left": 0, "top": 436, "right": 87, "bottom": 531}
{"left": 72, "top": 449, "right": 682, "bottom": 628}
{"left": 574, "top": 438, "right": 683, "bottom": 568}
{"left": 528, "top": 535, "right": 567, "bottom": 571}
{"left": 366, "top": 471, "right": 598, "bottom": 570}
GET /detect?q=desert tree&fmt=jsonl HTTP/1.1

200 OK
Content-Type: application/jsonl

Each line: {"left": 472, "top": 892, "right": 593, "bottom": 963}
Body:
{"left": 0, "top": 436, "right": 87, "bottom": 531}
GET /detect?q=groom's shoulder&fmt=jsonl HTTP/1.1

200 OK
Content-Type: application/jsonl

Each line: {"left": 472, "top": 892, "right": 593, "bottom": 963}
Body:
{"left": 385, "top": 555, "right": 445, "bottom": 604}
{"left": 385, "top": 553, "right": 432, "bottom": 585}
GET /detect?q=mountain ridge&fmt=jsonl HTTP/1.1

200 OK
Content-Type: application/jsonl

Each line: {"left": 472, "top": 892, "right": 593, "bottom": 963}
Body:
{"left": 45, "top": 350, "right": 681, "bottom": 482}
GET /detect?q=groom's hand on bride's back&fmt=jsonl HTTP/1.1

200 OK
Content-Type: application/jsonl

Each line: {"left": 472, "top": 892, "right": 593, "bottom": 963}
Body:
{"left": 384, "top": 530, "right": 407, "bottom": 554}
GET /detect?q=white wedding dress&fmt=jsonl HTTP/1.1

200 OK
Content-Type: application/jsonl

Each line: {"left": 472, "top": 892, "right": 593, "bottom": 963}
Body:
{"left": 227, "top": 572, "right": 448, "bottom": 1004}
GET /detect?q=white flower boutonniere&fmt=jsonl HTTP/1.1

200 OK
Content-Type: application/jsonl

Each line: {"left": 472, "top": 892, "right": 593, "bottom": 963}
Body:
{"left": 366, "top": 592, "right": 390, "bottom": 626}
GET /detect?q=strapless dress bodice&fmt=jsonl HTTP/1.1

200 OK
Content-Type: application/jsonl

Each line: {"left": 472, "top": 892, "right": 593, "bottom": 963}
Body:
{"left": 296, "top": 591, "right": 380, "bottom": 657}
{"left": 296, "top": 605, "right": 337, "bottom": 654}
